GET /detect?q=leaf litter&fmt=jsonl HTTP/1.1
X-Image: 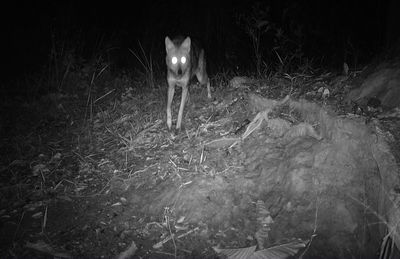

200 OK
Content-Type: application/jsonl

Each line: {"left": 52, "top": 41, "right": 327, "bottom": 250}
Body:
{"left": 1, "top": 73, "right": 399, "bottom": 258}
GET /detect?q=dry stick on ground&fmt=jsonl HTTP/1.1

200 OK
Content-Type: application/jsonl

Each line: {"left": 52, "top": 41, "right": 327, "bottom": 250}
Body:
{"left": 299, "top": 193, "right": 319, "bottom": 258}
{"left": 185, "top": 129, "right": 191, "bottom": 140}
{"left": 166, "top": 215, "right": 177, "bottom": 258}
{"left": 41, "top": 205, "right": 48, "bottom": 234}
{"left": 71, "top": 177, "right": 113, "bottom": 198}
{"left": 200, "top": 145, "right": 205, "bottom": 164}
{"left": 13, "top": 211, "right": 25, "bottom": 244}
{"left": 129, "top": 163, "right": 158, "bottom": 177}
{"left": 94, "top": 89, "right": 115, "bottom": 104}
{"left": 152, "top": 227, "right": 200, "bottom": 250}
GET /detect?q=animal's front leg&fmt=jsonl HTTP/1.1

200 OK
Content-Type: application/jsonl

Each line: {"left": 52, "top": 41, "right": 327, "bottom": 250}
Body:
{"left": 176, "top": 84, "right": 188, "bottom": 130}
{"left": 167, "top": 81, "right": 175, "bottom": 130}
{"left": 206, "top": 80, "right": 211, "bottom": 99}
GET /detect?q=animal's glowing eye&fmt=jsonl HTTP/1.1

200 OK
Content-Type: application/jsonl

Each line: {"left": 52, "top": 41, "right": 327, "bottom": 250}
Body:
{"left": 181, "top": 56, "right": 186, "bottom": 64}
{"left": 171, "top": 56, "right": 178, "bottom": 64}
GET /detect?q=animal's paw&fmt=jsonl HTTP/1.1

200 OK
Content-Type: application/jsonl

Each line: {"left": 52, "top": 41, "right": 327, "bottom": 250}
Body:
{"left": 174, "top": 125, "right": 186, "bottom": 135}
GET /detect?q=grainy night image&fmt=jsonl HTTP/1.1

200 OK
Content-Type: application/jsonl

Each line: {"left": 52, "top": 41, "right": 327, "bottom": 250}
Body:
{"left": 1, "top": 1, "right": 400, "bottom": 258}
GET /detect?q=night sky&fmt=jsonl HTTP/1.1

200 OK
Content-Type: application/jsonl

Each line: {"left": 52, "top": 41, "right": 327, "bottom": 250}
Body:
{"left": 2, "top": 0, "right": 399, "bottom": 87}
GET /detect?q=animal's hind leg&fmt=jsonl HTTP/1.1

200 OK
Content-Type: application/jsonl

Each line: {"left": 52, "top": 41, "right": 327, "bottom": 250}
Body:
{"left": 196, "top": 50, "right": 211, "bottom": 99}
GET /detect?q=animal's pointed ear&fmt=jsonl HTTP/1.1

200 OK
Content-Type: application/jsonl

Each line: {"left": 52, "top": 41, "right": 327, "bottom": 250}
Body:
{"left": 181, "top": 37, "right": 191, "bottom": 51}
{"left": 165, "top": 36, "right": 174, "bottom": 52}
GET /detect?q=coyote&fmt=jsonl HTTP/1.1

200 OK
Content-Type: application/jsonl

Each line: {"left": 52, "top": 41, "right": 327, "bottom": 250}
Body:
{"left": 165, "top": 36, "right": 211, "bottom": 130}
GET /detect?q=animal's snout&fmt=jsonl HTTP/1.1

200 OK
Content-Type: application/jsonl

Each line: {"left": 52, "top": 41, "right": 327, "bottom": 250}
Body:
{"left": 177, "top": 68, "right": 182, "bottom": 75}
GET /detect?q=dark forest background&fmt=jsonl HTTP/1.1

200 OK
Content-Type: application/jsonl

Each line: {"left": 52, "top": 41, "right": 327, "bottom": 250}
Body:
{"left": 2, "top": 0, "right": 399, "bottom": 93}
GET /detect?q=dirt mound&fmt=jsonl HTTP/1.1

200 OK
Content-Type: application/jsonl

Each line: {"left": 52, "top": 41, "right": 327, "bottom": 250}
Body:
{"left": 346, "top": 42, "right": 400, "bottom": 110}
{"left": 347, "top": 65, "right": 400, "bottom": 108}
{"left": 122, "top": 93, "right": 400, "bottom": 258}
